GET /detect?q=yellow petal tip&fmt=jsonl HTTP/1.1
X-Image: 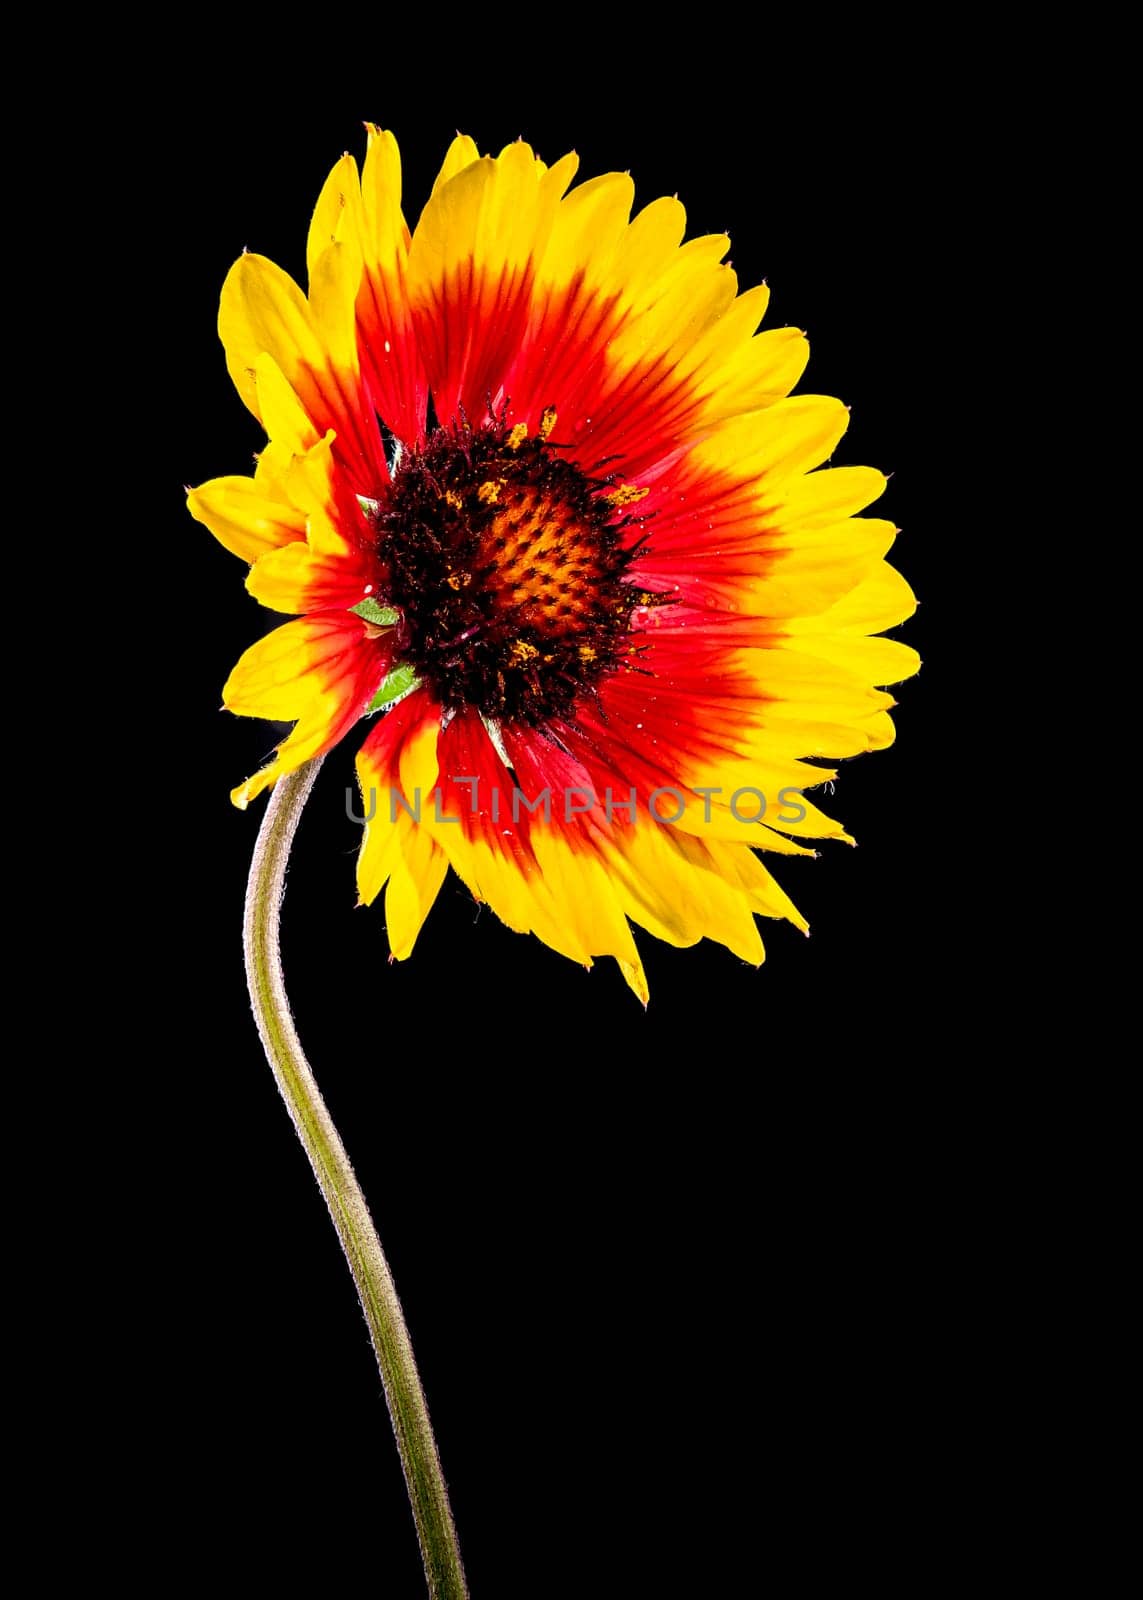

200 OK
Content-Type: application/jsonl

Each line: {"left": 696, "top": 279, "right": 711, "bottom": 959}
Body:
{"left": 618, "top": 958, "right": 650, "bottom": 1008}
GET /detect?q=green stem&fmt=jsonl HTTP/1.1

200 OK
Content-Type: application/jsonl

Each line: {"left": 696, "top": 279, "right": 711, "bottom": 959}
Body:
{"left": 243, "top": 756, "right": 469, "bottom": 1600}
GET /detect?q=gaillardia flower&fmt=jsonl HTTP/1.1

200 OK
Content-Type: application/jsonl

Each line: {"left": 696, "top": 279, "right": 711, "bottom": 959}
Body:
{"left": 189, "top": 128, "right": 918, "bottom": 1001}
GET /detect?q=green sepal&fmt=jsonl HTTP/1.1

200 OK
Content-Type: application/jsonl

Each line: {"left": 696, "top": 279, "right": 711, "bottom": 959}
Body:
{"left": 367, "top": 665, "right": 420, "bottom": 713}
{"left": 351, "top": 597, "right": 400, "bottom": 626}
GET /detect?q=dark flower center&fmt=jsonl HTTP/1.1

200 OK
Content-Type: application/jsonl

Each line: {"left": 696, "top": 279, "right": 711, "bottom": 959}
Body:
{"left": 368, "top": 410, "right": 655, "bottom": 724}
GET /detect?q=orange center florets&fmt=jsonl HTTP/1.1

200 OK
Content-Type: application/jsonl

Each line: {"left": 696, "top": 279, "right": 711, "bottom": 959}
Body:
{"left": 366, "top": 410, "right": 654, "bottom": 723}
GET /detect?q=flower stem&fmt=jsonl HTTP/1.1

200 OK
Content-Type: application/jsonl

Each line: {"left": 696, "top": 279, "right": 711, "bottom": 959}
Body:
{"left": 243, "top": 756, "right": 468, "bottom": 1600}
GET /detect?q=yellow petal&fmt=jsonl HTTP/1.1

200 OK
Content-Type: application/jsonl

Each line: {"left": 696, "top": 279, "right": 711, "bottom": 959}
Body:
{"left": 306, "top": 152, "right": 364, "bottom": 282}
{"left": 386, "top": 832, "right": 450, "bottom": 960}
{"left": 219, "top": 253, "right": 328, "bottom": 424}
{"left": 187, "top": 475, "right": 304, "bottom": 562}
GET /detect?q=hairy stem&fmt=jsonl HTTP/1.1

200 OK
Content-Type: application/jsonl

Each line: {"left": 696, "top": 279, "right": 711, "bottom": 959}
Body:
{"left": 243, "top": 756, "right": 468, "bottom": 1599}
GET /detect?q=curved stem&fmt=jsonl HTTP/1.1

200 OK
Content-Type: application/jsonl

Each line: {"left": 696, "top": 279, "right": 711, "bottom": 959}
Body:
{"left": 243, "top": 756, "right": 468, "bottom": 1600}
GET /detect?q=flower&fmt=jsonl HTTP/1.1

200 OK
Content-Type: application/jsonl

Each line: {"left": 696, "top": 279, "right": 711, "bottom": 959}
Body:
{"left": 189, "top": 127, "right": 919, "bottom": 1001}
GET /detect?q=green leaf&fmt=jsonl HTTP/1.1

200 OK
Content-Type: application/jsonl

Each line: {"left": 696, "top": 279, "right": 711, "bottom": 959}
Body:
{"left": 367, "top": 665, "right": 420, "bottom": 713}
{"left": 351, "top": 597, "right": 399, "bottom": 626}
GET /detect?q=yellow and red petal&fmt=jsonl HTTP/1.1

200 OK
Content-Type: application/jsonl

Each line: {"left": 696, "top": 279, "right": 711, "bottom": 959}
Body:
{"left": 245, "top": 539, "right": 375, "bottom": 614}
{"left": 243, "top": 433, "right": 377, "bottom": 613}
{"left": 423, "top": 709, "right": 594, "bottom": 966}
{"left": 192, "top": 426, "right": 377, "bottom": 612}
{"left": 219, "top": 251, "right": 387, "bottom": 494}
{"left": 355, "top": 689, "right": 451, "bottom": 957}
{"left": 496, "top": 183, "right": 810, "bottom": 485}
{"left": 354, "top": 125, "right": 428, "bottom": 447}
{"left": 407, "top": 141, "right": 579, "bottom": 425}
{"left": 616, "top": 415, "right": 901, "bottom": 690}
{"left": 418, "top": 711, "right": 661, "bottom": 997}
{"left": 225, "top": 612, "right": 390, "bottom": 808}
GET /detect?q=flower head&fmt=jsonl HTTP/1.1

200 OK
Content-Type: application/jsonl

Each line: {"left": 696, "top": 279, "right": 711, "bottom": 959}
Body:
{"left": 189, "top": 127, "right": 919, "bottom": 1001}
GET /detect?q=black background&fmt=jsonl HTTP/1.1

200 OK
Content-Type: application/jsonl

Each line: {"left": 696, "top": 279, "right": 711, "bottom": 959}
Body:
{"left": 101, "top": 52, "right": 979, "bottom": 1594}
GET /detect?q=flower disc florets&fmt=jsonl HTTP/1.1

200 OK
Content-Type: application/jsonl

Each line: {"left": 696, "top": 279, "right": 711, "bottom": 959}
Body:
{"left": 370, "top": 407, "right": 657, "bottom": 724}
